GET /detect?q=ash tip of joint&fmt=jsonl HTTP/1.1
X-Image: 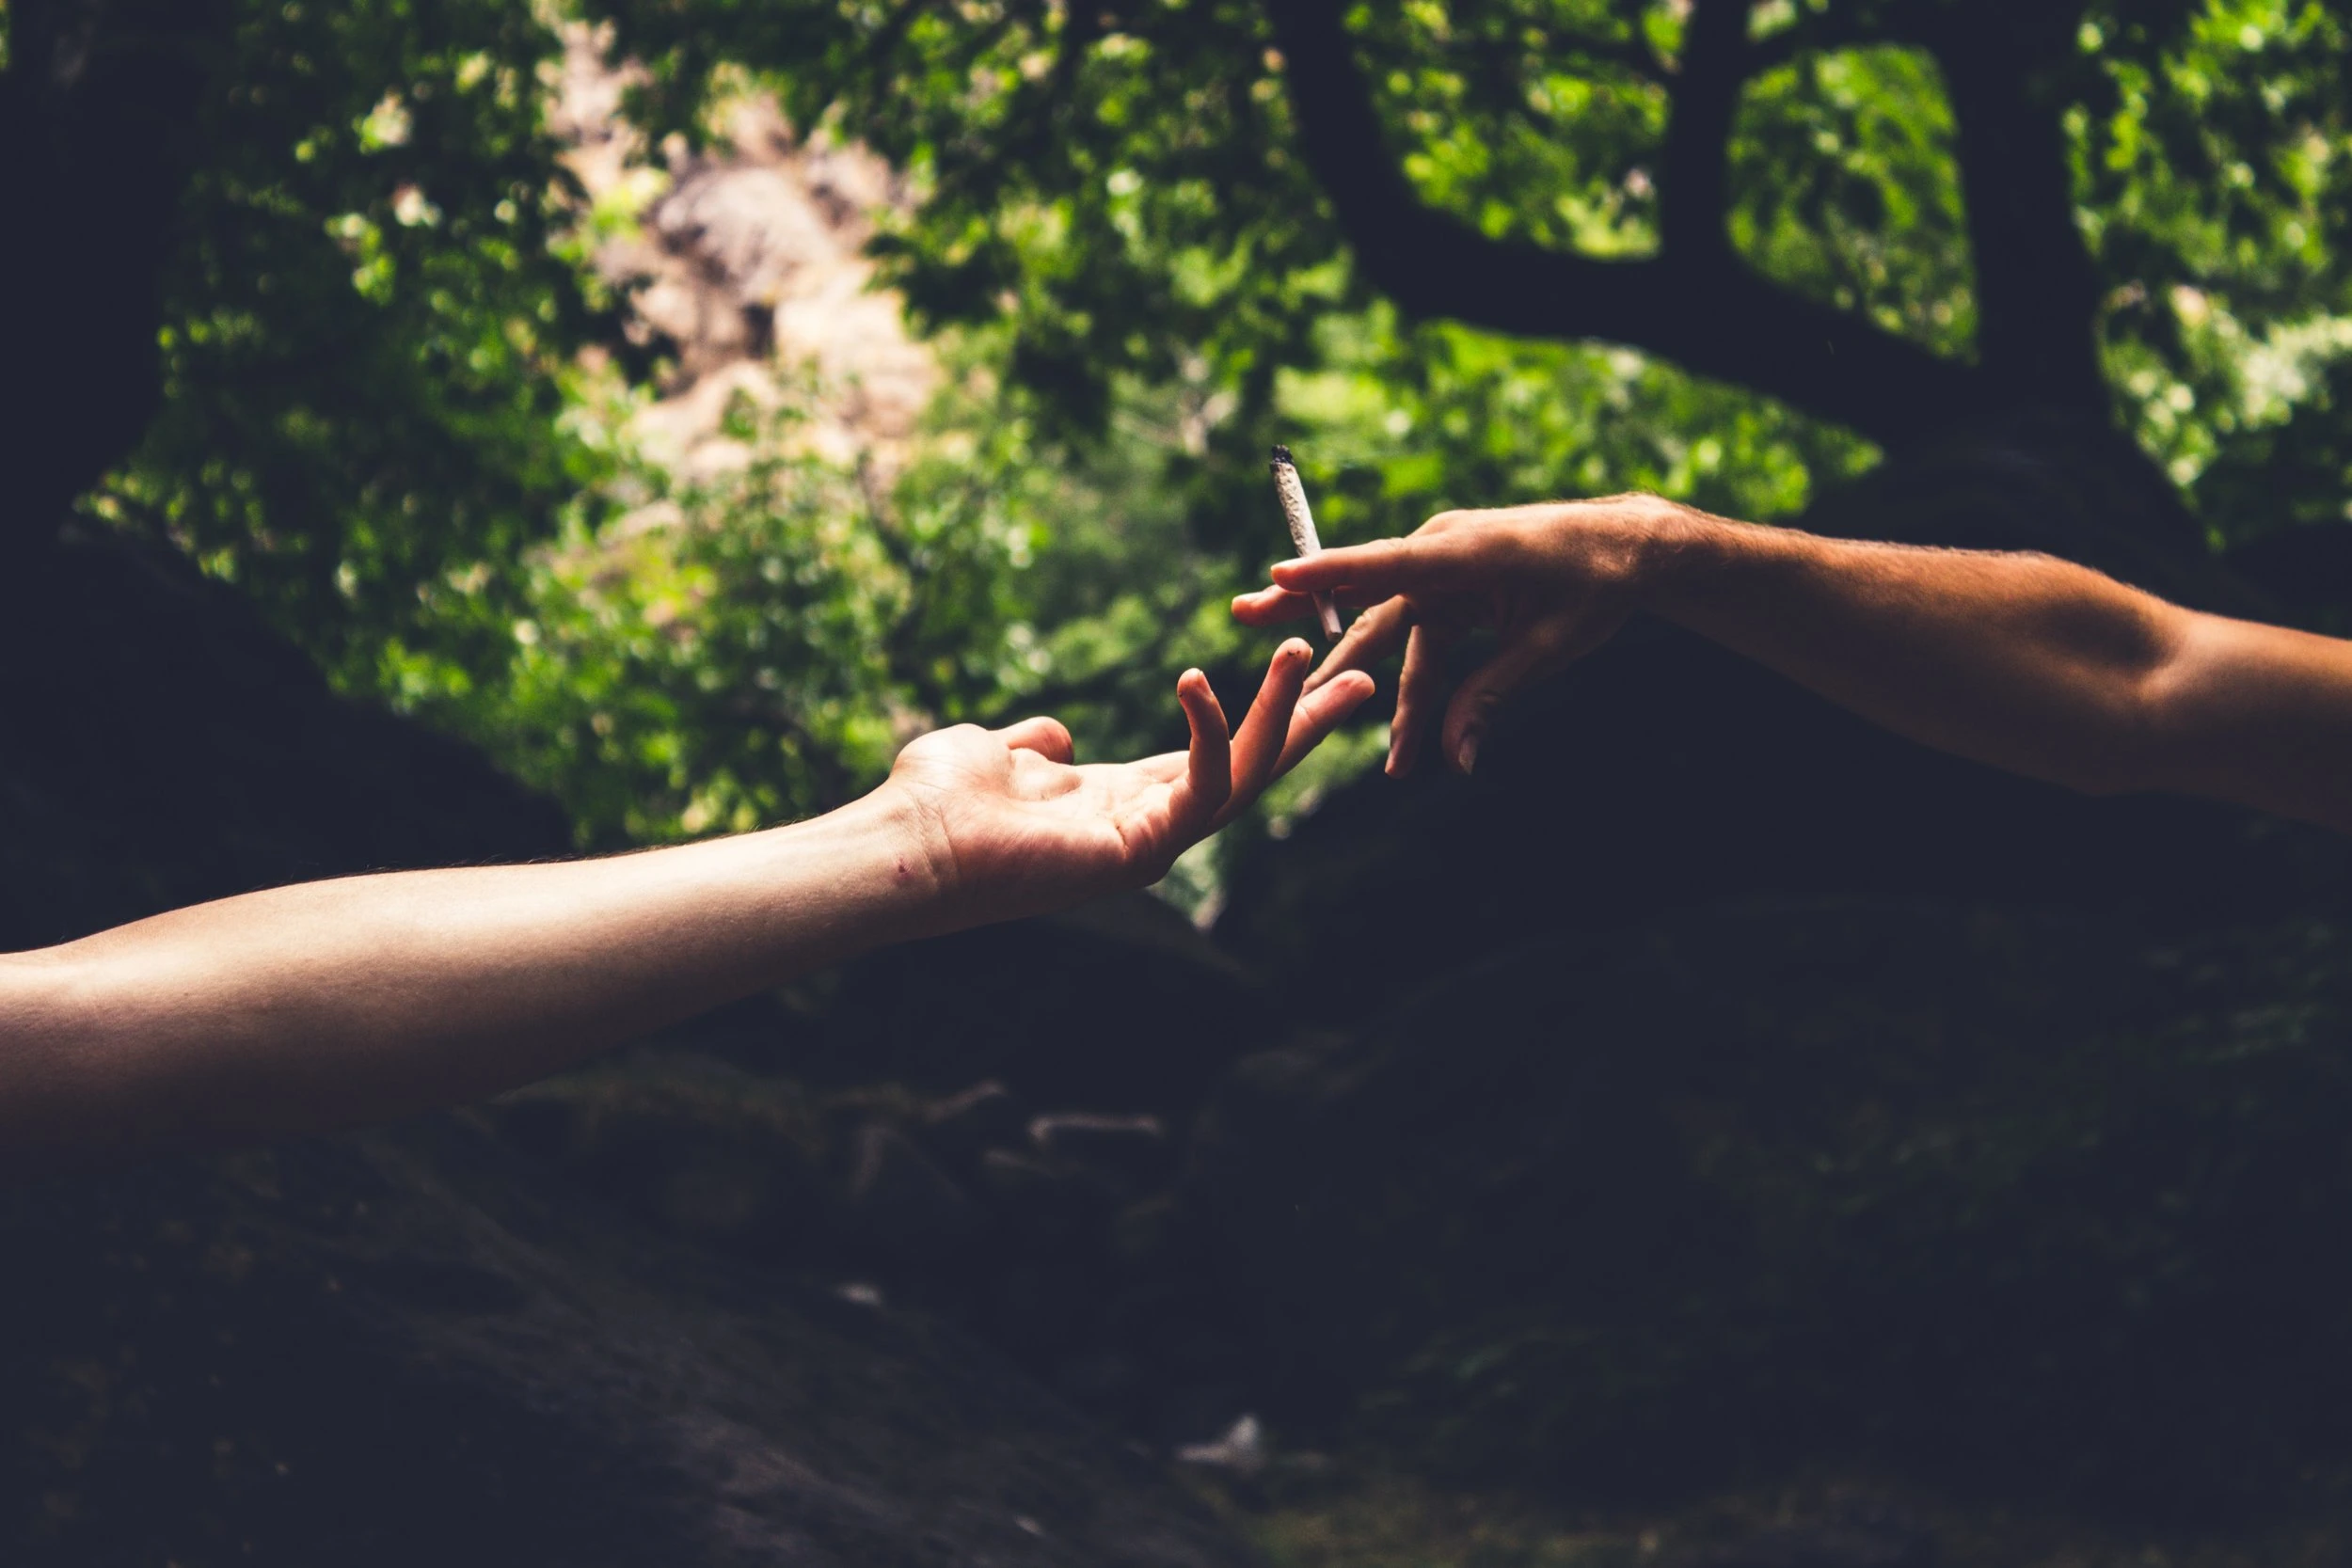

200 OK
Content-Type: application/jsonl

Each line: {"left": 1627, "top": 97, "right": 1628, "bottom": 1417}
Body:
{"left": 1269, "top": 444, "right": 1295, "bottom": 467}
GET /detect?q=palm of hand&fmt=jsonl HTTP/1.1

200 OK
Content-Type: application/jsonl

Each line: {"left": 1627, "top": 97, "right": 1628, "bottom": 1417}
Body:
{"left": 887, "top": 720, "right": 1199, "bottom": 919}
{"left": 881, "top": 649, "right": 1375, "bottom": 927}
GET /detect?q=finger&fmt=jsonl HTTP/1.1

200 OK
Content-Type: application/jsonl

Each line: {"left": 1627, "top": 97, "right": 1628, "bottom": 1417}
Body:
{"left": 1270, "top": 534, "right": 1479, "bottom": 599}
{"left": 1270, "top": 669, "right": 1376, "bottom": 778}
{"left": 1231, "top": 586, "right": 1319, "bottom": 626}
{"left": 1170, "top": 668, "right": 1232, "bottom": 830}
{"left": 1134, "top": 668, "right": 1378, "bottom": 796}
{"left": 1303, "top": 595, "right": 1410, "bottom": 694}
{"left": 1216, "top": 639, "right": 1313, "bottom": 825}
{"left": 1388, "top": 623, "right": 1453, "bottom": 778}
{"left": 1439, "top": 626, "right": 1577, "bottom": 776}
{"left": 993, "top": 714, "right": 1074, "bottom": 764}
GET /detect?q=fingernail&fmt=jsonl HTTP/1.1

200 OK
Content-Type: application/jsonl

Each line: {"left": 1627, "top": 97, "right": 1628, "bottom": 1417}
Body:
{"left": 1457, "top": 731, "right": 1481, "bottom": 775}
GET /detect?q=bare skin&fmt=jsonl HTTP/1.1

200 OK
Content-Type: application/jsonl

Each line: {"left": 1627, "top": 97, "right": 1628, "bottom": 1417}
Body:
{"left": 0, "top": 641, "right": 1374, "bottom": 1173}
{"left": 1233, "top": 494, "right": 2352, "bottom": 835}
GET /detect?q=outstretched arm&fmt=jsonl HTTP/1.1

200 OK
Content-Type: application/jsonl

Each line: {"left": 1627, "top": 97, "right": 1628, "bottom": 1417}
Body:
{"left": 1235, "top": 496, "right": 2352, "bottom": 833}
{"left": 0, "top": 643, "right": 1373, "bottom": 1172}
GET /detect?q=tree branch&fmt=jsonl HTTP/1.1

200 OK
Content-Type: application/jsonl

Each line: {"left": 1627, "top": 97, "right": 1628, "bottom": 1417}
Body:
{"left": 1656, "top": 0, "right": 1745, "bottom": 263}
{"left": 1262, "top": 0, "right": 1992, "bottom": 449}
{"left": 1916, "top": 1, "right": 2107, "bottom": 416}
{"left": 0, "top": 0, "right": 230, "bottom": 550}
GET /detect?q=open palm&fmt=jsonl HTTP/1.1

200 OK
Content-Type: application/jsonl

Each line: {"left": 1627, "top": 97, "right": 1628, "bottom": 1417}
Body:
{"left": 883, "top": 641, "right": 1375, "bottom": 923}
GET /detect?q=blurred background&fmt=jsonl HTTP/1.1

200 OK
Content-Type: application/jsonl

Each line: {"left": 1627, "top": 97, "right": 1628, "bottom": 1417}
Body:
{"left": 4, "top": 1, "right": 2352, "bottom": 1563}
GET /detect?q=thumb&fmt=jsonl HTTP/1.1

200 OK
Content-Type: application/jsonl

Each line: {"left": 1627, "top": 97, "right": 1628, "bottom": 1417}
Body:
{"left": 1438, "top": 626, "right": 1576, "bottom": 776}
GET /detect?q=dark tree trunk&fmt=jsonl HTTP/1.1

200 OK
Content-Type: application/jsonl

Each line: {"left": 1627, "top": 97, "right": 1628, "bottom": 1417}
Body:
{"left": 1263, "top": 0, "right": 1999, "bottom": 451}
{"left": 0, "top": 0, "right": 226, "bottom": 551}
{"left": 1923, "top": 2, "right": 2109, "bottom": 418}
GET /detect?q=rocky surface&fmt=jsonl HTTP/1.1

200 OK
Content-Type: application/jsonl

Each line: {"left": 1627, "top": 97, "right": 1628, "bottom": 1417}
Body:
{"left": 474, "top": 881, "right": 2352, "bottom": 1527}
{"left": 492, "top": 1034, "right": 1267, "bottom": 1460}
{"left": 0, "top": 1111, "right": 1251, "bottom": 1567}
{"left": 1184, "top": 897, "right": 2352, "bottom": 1513}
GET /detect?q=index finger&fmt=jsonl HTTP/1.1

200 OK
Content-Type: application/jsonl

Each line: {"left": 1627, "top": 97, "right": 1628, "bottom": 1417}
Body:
{"left": 1269, "top": 534, "right": 1477, "bottom": 598}
{"left": 1231, "top": 584, "right": 1321, "bottom": 628}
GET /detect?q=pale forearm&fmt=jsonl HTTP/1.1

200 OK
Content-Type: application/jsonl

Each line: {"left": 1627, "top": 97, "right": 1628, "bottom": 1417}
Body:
{"left": 0, "top": 793, "right": 942, "bottom": 1167}
{"left": 1638, "top": 516, "right": 2191, "bottom": 797}
{"left": 0, "top": 649, "right": 1362, "bottom": 1174}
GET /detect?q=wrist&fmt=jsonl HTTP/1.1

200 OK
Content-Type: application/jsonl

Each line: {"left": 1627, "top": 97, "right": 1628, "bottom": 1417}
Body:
{"left": 1612, "top": 498, "right": 1772, "bottom": 617}
{"left": 848, "top": 781, "right": 961, "bottom": 925}
{"left": 754, "top": 784, "right": 962, "bottom": 956}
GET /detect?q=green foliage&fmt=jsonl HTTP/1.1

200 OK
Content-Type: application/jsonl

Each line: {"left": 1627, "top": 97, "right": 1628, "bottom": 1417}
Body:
{"left": 579, "top": 0, "right": 1874, "bottom": 523}
{"left": 379, "top": 322, "right": 1871, "bottom": 847}
{"left": 86, "top": 0, "right": 606, "bottom": 686}
{"left": 581, "top": 0, "right": 2352, "bottom": 529}
{"left": 2082, "top": 0, "right": 2352, "bottom": 534}
{"left": 1731, "top": 42, "right": 1976, "bottom": 356}
{"left": 1279, "top": 308, "right": 1874, "bottom": 546}
{"left": 74, "top": 0, "right": 2352, "bottom": 843}
{"left": 378, "top": 368, "right": 1050, "bottom": 844}
{"left": 385, "top": 412, "right": 919, "bottom": 845}
{"left": 590, "top": 0, "right": 1328, "bottom": 446}
{"left": 453, "top": 0, "right": 1877, "bottom": 833}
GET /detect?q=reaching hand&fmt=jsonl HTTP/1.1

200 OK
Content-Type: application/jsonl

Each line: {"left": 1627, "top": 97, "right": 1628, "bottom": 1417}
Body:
{"left": 1232, "top": 495, "right": 1695, "bottom": 777}
{"left": 880, "top": 639, "right": 1376, "bottom": 924}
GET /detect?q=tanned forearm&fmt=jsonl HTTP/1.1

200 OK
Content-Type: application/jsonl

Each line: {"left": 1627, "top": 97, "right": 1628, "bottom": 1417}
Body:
{"left": 1638, "top": 514, "right": 2352, "bottom": 832}
{"left": 0, "top": 794, "right": 942, "bottom": 1171}
{"left": 1260, "top": 494, "right": 2352, "bottom": 829}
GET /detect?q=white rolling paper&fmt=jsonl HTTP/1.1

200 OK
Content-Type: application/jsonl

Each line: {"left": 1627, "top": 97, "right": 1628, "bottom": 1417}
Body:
{"left": 1269, "top": 445, "right": 1344, "bottom": 641}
